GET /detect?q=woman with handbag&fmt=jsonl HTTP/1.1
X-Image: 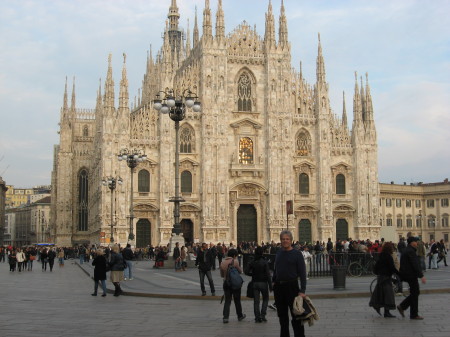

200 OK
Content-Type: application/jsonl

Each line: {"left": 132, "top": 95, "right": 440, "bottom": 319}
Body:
{"left": 369, "top": 242, "right": 398, "bottom": 318}
{"left": 246, "top": 246, "right": 272, "bottom": 323}
{"left": 109, "top": 245, "right": 125, "bottom": 296}
{"left": 92, "top": 249, "right": 108, "bottom": 297}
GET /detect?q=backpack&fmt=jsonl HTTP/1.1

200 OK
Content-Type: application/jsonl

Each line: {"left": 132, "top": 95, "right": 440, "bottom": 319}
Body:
{"left": 226, "top": 259, "right": 244, "bottom": 290}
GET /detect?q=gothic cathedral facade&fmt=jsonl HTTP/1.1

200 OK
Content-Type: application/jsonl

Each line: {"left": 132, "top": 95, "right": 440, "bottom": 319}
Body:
{"left": 50, "top": 0, "right": 380, "bottom": 247}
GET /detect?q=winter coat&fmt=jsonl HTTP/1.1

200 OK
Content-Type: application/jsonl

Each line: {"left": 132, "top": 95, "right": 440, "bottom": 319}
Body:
{"left": 92, "top": 255, "right": 107, "bottom": 281}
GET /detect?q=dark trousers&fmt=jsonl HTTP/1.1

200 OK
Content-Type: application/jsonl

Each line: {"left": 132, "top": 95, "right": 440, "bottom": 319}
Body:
{"left": 48, "top": 259, "right": 55, "bottom": 271}
{"left": 223, "top": 282, "right": 243, "bottom": 319}
{"left": 199, "top": 269, "right": 215, "bottom": 294}
{"left": 253, "top": 281, "right": 269, "bottom": 320}
{"left": 274, "top": 281, "right": 305, "bottom": 337}
{"left": 399, "top": 278, "right": 420, "bottom": 318}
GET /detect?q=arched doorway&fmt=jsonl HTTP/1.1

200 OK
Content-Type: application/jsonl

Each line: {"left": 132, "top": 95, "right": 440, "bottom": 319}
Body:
{"left": 136, "top": 219, "right": 151, "bottom": 248}
{"left": 237, "top": 204, "right": 257, "bottom": 243}
{"left": 180, "top": 219, "right": 194, "bottom": 245}
{"left": 298, "top": 219, "right": 312, "bottom": 244}
{"left": 336, "top": 219, "right": 348, "bottom": 241}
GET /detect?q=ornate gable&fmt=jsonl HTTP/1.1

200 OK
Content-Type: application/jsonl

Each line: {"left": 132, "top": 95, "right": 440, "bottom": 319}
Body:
{"left": 230, "top": 118, "right": 262, "bottom": 133}
{"left": 227, "top": 21, "right": 263, "bottom": 64}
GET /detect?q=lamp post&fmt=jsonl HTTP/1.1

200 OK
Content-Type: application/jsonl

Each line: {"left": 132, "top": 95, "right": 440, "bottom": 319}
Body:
{"left": 102, "top": 176, "right": 123, "bottom": 243}
{"left": 118, "top": 149, "right": 146, "bottom": 242}
{"left": 153, "top": 89, "right": 201, "bottom": 235}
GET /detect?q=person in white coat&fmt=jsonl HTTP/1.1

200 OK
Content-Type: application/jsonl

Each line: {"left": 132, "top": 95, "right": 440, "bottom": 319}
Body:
{"left": 16, "top": 248, "right": 26, "bottom": 272}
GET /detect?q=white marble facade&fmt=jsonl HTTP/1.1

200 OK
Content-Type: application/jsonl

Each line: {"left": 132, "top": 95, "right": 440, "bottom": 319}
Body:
{"left": 50, "top": 0, "right": 380, "bottom": 247}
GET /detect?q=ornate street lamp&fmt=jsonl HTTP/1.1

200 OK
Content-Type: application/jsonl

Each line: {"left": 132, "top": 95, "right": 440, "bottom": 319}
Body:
{"left": 153, "top": 89, "right": 201, "bottom": 235}
{"left": 102, "top": 176, "right": 123, "bottom": 243}
{"left": 118, "top": 149, "right": 146, "bottom": 242}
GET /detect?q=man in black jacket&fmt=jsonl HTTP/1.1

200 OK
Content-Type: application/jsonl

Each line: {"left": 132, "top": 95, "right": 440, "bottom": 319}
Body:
{"left": 195, "top": 243, "right": 215, "bottom": 296}
{"left": 272, "top": 230, "right": 307, "bottom": 337}
{"left": 247, "top": 246, "right": 272, "bottom": 323}
{"left": 397, "top": 236, "right": 426, "bottom": 320}
{"left": 122, "top": 244, "right": 134, "bottom": 280}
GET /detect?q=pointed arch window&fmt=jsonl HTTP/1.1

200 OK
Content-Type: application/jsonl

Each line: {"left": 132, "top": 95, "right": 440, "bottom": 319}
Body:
{"left": 78, "top": 169, "right": 88, "bottom": 231}
{"left": 138, "top": 169, "right": 150, "bottom": 193}
{"left": 180, "top": 125, "right": 195, "bottom": 153}
{"left": 239, "top": 137, "right": 253, "bottom": 164}
{"left": 299, "top": 173, "right": 309, "bottom": 195}
{"left": 181, "top": 170, "right": 192, "bottom": 193}
{"left": 336, "top": 174, "right": 346, "bottom": 195}
{"left": 237, "top": 72, "right": 252, "bottom": 112}
{"left": 83, "top": 125, "right": 89, "bottom": 137}
{"left": 296, "top": 131, "right": 311, "bottom": 156}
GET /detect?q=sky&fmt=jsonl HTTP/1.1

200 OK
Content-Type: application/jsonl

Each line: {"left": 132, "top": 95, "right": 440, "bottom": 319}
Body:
{"left": 0, "top": 0, "right": 449, "bottom": 187}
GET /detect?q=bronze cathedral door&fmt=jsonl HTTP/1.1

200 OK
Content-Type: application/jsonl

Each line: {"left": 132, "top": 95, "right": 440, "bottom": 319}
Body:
{"left": 237, "top": 204, "right": 257, "bottom": 243}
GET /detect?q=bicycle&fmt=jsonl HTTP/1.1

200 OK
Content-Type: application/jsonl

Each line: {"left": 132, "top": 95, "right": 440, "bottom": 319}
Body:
{"left": 369, "top": 275, "right": 400, "bottom": 294}
{"left": 348, "top": 255, "right": 375, "bottom": 277}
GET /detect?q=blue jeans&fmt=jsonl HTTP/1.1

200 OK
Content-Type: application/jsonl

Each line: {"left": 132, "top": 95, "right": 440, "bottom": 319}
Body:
{"left": 174, "top": 259, "right": 181, "bottom": 270}
{"left": 124, "top": 260, "right": 133, "bottom": 279}
{"left": 199, "top": 269, "right": 215, "bottom": 294}
{"left": 94, "top": 279, "right": 107, "bottom": 295}
{"left": 253, "top": 281, "right": 269, "bottom": 320}
{"left": 79, "top": 254, "right": 84, "bottom": 264}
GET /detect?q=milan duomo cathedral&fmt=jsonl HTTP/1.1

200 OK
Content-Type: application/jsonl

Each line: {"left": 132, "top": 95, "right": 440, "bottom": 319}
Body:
{"left": 50, "top": 0, "right": 380, "bottom": 247}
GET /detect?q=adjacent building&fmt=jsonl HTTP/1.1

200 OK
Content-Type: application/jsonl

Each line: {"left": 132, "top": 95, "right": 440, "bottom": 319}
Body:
{"left": 5, "top": 195, "right": 52, "bottom": 247}
{"left": 380, "top": 179, "right": 450, "bottom": 243}
{"left": 50, "top": 1, "right": 379, "bottom": 247}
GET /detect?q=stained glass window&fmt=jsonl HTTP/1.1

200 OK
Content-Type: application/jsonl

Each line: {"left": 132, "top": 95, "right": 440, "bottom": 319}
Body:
{"left": 336, "top": 174, "right": 346, "bottom": 195}
{"left": 299, "top": 173, "right": 309, "bottom": 194}
{"left": 296, "top": 132, "right": 311, "bottom": 156}
{"left": 181, "top": 171, "right": 192, "bottom": 193}
{"left": 180, "top": 126, "right": 194, "bottom": 153}
{"left": 237, "top": 73, "right": 252, "bottom": 112}
{"left": 138, "top": 169, "right": 150, "bottom": 193}
{"left": 239, "top": 137, "right": 253, "bottom": 164}
{"left": 78, "top": 169, "right": 88, "bottom": 231}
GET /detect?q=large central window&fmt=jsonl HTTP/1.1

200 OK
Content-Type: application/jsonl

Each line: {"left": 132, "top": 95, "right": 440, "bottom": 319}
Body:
{"left": 237, "top": 73, "right": 252, "bottom": 112}
{"left": 239, "top": 137, "right": 254, "bottom": 164}
{"left": 78, "top": 169, "right": 88, "bottom": 231}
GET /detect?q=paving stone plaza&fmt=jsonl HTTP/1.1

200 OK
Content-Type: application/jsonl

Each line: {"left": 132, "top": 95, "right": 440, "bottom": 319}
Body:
{"left": 1, "top": 260, "right": 449, "bottom": 337}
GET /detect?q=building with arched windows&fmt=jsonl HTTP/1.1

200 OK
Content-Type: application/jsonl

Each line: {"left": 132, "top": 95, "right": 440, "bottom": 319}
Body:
{"left": 50, "top": 1, "right": 379, "bottom": 247}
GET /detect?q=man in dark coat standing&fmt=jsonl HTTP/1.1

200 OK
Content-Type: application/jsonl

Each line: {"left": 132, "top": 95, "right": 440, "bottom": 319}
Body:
{"left": 397, "top": 236, "right": 426, "bottom": 320}
{"left": 195, "top": 242, "right": 215, "bottom": 296}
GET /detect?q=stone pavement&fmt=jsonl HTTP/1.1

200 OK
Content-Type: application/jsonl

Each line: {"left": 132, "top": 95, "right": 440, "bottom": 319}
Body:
{"left": 77, "top": 259, "right": 450, "bottom": 299}
{"left": 1, "top": 260, "right": 450, "bottom": 337}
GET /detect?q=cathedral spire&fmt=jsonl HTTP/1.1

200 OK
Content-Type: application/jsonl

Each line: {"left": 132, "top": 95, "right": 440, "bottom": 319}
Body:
{"left": 215, "top": 0, "right": 225, "bottom": 40}
{"left": 104, "top": 53, "right": 115, "bottom": 110}
{"left": 119, "top": 53, "right": 129, "bottom": 109}
{"left": 316, "top": 33, "right": 326, "bottom": 84}
{"left": 186, "top": 19, "right": 191, "bottom": 53}
{"left": 365, "top": 72, "right": 374, "bottom": 121}
{"left": 168, "top": 0, "right": 180, "bottom": 32}
{"left": 96, "top": 78, "right": 102, "bottom": 110}
{"left": 63, "top": 76, "right": 68, "bottom": 111}
{"left": 278, "top": 0, "right": 288, "bottom": 49}
{"left": 299, "top": 61, "right": 303, "bottom": 81}
{"left": 202, "top": 0, "right": 213, "bottom": 41}
{"left": 70, "top": 76, "right": 76, "bottom": 111}
{"left": 193, "top": 6, "right": 199, "bottom": 48}
{"left": 342, "top": 91, "right": 348, "bottom": 127}
{"left": 264, "top": 0, "right": 276, "bottom": 49}
{"left": 353, "top": 71, "right": 362, "bottom": 122}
